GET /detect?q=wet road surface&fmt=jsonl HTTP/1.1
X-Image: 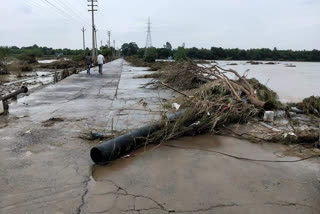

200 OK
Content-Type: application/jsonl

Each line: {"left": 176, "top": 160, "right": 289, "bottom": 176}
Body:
{"left": 0, "top": 59, "right": 319, "bottom": 214}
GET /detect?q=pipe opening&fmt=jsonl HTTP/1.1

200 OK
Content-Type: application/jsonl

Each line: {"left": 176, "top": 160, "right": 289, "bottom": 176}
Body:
{"left": 90, "top": 148, "right": 105, "bottom": 164}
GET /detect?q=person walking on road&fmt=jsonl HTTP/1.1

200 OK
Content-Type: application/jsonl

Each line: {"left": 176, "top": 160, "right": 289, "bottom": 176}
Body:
{"left": 97, "top": 53, "right": 105, "bottom": 75}
{"left": 85, "top": 53, "right": 92, "bottom": 75}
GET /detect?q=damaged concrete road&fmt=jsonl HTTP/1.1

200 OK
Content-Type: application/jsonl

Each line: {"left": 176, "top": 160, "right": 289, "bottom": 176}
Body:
{"left": 0, "top": 59, "right": 319, "bottom": 214}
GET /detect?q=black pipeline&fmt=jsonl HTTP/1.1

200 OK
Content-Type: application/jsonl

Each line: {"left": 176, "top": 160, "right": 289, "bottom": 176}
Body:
{"left": 1, "top": 86, "right": 28, "bottom": 115}
{"left": 90, "top": 111, "right": 183, "bottom": 164}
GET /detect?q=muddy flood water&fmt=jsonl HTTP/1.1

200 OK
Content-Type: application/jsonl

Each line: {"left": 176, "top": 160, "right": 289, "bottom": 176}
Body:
{"left": 91, "top": 135, "right": 320, "bottom": 213}
{"left": 217, "top": 61, "right": 320, "bottom": 103}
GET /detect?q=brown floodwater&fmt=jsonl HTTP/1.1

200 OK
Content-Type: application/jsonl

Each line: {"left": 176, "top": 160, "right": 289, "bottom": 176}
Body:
{"left": 91, "top": 135, "right": 320, "bottom": 213}
{"left": 216, "top": 60, "right": 320, "bottom": 102}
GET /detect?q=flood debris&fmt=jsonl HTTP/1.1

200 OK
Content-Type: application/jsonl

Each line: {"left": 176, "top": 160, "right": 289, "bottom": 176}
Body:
{"left": 79, "top": 129, "right": 128, "bottom": 141}
{"left": 126, "top": 56, "right": 172, "bottom": 71}
{"left": 135, "top": 59, "right": 320, "bottom": 148}
{"left": 38, "top": 59, "right": 83, "bottom": 70}
{"left": 80, "top": 132, "right": 108, "bottom": 141}
{"left": 7, "top": 62, "right": 33, "bottom": 72}
{"left": 299, "top": 96, "right": 320, "bottom": 117}
{"left": 0, "top": 86, "right": 28, "bottom": 115}
{"left": 285, "top": 63, "right": 296, "bottom": 67}
{"left": 0, "top": 62, "right": 9, "bottom": 74}
{"left": 247, "top": 61, "right": 263, "bottom": 65}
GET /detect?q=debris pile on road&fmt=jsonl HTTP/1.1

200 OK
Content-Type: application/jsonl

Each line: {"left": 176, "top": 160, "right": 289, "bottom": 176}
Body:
{"left": 142, "top": 61, "right": 320, "bottom": 147}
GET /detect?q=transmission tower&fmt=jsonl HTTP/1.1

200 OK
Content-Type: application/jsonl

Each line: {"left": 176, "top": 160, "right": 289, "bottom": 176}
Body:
{"left": 88, "top": 0, "right": 98, "bottom": 60}
{"left": 145, "top": 17, "right": 152, "bottom": 55}
{"left": 107, "top": 31, "right": 111, "bottom": 48}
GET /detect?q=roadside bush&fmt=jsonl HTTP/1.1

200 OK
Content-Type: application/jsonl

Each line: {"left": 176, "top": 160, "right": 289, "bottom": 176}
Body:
{"left": 144, "top": 47, "right": 158, "bottom": 62}
{"left": 18, "top": 49, "right": 43, "bottom": 64}
{"left": 18, "top": 54, "right": 37, "bottom": 64}
{"left": 137, "top": 49, "right": 145, "bottom": 58}
{"left": 71, "top": 55, "right": 85, "bottom": 62}
{"left": 0, "top": 62, "right": 9, "bottom": 74}
{"left": 7, "top": 62, "right": 33, "bottom": 72}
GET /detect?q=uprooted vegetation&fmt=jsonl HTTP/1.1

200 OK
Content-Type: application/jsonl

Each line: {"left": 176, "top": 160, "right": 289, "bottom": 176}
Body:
{"left": 298, "top": 96, "right": 320, "bottom": 117}
{"left": 132, "top": 59, "right": 320, "bottom": 148}
{"left": 38, "top": 59, "right": 84, "bottom": 69}
{"left": 7, "top": 61, "right": 33, "bottom": 72}
{"left": 125, "top": 56, "right": 172, "bottom": 71}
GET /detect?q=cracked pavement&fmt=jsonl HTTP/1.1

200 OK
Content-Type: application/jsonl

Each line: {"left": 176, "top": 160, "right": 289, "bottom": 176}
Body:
{"left": 0, "top": 59, "right": 319, "bottom": 214}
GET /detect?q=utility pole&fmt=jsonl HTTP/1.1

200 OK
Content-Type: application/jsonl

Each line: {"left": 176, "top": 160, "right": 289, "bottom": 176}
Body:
{"left": 145, "top": 17, "right": 152, "bottom": 56}
{"left": 107, "top": 30, "right": 111, "bottom": 48}
{"left": 113, "top": 40, "right": 116, "bottom": 56}
{"left": 88, "top": 0, "right": 98, "bottom": 60}
{"left": 94, "top": 28, "right": 98, "bottom": 56}
{"left": 81, "top": 27, "right": 86, "bottom": 55}
{"left": 100, "top": 40, "right": 103, "bottom": 49}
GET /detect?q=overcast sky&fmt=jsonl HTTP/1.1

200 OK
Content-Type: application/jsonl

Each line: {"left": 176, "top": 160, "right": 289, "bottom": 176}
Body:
{"left": 1, "top": 0, "right": 319, "bottom": 50}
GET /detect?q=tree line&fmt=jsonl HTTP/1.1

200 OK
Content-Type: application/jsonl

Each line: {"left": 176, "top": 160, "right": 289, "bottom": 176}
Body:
{"left": 1, "top": 43, "right": 320, "bottom": 62}
{"left": 121, "top": 42, "right": 320, "bottom": 62}
{"left": 0, "top": 45, "right": 83, "bottom": 58}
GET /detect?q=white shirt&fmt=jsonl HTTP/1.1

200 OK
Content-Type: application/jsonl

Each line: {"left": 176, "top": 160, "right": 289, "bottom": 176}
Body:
{"left": 97, "top": 54, "right": 105, "bottom": 65}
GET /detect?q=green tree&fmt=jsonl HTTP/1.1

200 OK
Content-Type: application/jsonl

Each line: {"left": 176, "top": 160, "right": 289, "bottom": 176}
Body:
{"left": 174, "top": 47, "right": 187, "bottom": 61}
{"left": 101, "top": 48, "right": 112, "bottom": 57}
{"left": 0, "top": 46, "right": 9, "bottom": 61}
{"left": 121, "top": 42, "right": 139, "bottom": 56}
{"left": 137, "top": 48, "right": 145, "bottom": 58}
{"left": 164, "top": 42, "right": 172, "bottom": 50}
{"left": 157, "top": 48, "right": 172, "bottom": 59}
{"left": 144, "top": 47, "right": 158, "bottom": 62}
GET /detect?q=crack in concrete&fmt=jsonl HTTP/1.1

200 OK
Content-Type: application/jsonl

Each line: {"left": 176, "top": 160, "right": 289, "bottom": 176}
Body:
{"left": 114, "top": 61, "right": 124, "bottom": 98}
{"left": 264, "top": 201, "right": 318, "bottom": 210}
{"left": 125, "top": 208, "right": 165, "bottom": 213}
{"left": 95, "top": 179, "right": 241, "bottom": 214}
{"left": 170, "top": 203, "right": 239, "bottom": 213}
{"left": 76, "top": 176, "right": 90, "bottom": 214}
{"left": 76, "top": 166, "right": 94, "bottom": 214}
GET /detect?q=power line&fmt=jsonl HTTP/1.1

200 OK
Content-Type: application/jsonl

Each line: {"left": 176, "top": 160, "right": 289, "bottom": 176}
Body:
{"left": 50, "top": 0, "right": 91, "bottom": 26}
{"left": 26, "top": 0, "right": 79, "bottom": 26}
{"left": 88, "top": 0, "right": 98, "bottom": 60}
{"left": 40, "top": 0, "right": 88, "bottom": 26}
{"left": 24, "top": 0, "right": 42, "bottom": 12}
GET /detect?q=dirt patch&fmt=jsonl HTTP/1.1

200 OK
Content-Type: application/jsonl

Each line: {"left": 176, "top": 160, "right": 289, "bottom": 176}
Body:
{"left": 42, "top": 117, "right": 65, "bottom": 127}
